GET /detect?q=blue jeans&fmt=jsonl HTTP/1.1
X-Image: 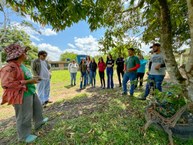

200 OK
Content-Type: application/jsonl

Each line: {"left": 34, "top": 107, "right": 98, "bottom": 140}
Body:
{"left": 86, "top": 71, "right": 91, "bottom": 85}
{"left": 106, "top": 67, "right": 114, "bottom": 88}
{"left": 90, "top": 70, "right": 96, "bottom": 87}
{"left": 80, "top": 72, "right": 87, "bottom": 89}
{"left": 122, "top": 72, "right": 137, "bottom": 95}
{"left": 37, "top": 79, "right": 50, "bottom": 104}
{"left": 70, "top": 72, "right": 77, "bottom": 85}
{"left": 144, "top": 74, "right": 165, "bottom": 98}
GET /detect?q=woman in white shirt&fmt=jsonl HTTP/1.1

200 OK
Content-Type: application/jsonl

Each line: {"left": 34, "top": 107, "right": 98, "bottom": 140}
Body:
{"left": 68, "top": 60, "right": 79, "bottom": 86}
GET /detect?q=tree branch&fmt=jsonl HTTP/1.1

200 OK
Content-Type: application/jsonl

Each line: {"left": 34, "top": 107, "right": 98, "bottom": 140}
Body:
{"left": 122, "top": 0, "right": 145, "bottom": 13}
{"left": 0, "top": 1, "right": 8, "bottom": 43}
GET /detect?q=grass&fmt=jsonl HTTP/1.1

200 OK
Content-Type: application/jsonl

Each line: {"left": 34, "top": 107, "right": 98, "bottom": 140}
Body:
{"left": 1, "top": 70, "right": 193, "bottom": 145}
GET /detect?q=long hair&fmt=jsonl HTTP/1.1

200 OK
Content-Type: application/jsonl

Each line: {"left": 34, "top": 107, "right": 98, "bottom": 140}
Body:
{"left": 99, "top": 57, "right": 104, "bottom": 63}
{"left": 86, "top": 56, "right": 91, "bottom": 61}
{"left": 79, "top": 59, "right": 85, "bottom": 66}
{"left": 107, "top": 54, "right": 112, "bottom": 61}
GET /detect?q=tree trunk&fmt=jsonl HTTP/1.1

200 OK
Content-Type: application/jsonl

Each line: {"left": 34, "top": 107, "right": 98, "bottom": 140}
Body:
{"left": 158, "top": 0, "right": 186, "bottom": 84}
{"left": 186, "top": 0, "right": 193, "bottom": 100}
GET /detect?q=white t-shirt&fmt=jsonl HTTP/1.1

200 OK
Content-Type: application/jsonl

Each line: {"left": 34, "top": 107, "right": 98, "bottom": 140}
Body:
{"left": 68, "top": 63, "right": 79, "bottom": 73}
{"left": 149, "top": 53, "right": 166, "bottom": 75}
{"left": 40, "top": 60, "right": 50, "bottom": 80}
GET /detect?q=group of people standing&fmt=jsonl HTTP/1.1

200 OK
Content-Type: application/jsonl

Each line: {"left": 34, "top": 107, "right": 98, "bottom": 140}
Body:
{"left": 68, "top": 54, "right": 123, "bottom": 90}
{"left": 67, "top": 43, "right": 166, "bottom": 101}
{"left": 67, "top": 50, "right": 147, "bottom": 92}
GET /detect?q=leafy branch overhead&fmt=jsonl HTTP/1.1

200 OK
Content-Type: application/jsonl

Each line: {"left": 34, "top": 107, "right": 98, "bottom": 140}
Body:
{"left": 6, "top": 0, "right": 121, "bottom": 31}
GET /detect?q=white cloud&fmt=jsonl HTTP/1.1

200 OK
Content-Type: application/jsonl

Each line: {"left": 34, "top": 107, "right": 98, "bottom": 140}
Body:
{"left": 11, "top": 21, "right": 57, "bottom": 44}
{"left": 64, "top": 35, "right": 101, "bottom": 57}
{"left": 40, "top": 28, "right": 57, "bottom": 36}
{"left": 37, "top": 43, "right": 63, "bottom": 61}
{"left": 11, "top": 21, "right": 41, "bottom": 41}
{"left": 67, "top": 43, "right": 76, "bottom": 49}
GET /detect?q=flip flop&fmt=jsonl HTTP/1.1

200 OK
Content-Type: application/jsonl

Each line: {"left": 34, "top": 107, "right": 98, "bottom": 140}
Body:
{"left": 42, "top": 117, "right": 48, "bottom": 123}
{"left": 25, "top": 134, "right": 37, "bottom": 143}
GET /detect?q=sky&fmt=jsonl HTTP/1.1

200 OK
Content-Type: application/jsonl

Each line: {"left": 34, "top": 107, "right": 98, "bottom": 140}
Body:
{"left": 9, "top": 14, "right": 106, "bottom": 61}
{"left": 1, "top": 7, "right": 151, "bottom": 61}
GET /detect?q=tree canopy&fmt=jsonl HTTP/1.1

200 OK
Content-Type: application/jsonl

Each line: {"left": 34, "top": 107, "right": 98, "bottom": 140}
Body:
{"left": 0, "top": 27, "right": 38, "bottom": 65}
{"left": 6, "top": 0, "right": 122, "bottom": 31}
{"left": 60, "top": 52, "right": 77, "bottom": 62}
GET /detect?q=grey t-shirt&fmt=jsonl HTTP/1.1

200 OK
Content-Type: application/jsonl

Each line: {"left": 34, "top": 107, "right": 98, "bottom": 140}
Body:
{"left": 149, "top": 53, "right": 166, "bottom": 75}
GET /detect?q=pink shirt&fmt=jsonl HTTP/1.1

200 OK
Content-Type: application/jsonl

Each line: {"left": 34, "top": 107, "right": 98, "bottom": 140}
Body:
{"left": 0, "top": 61, "right": 27, "bottom": 105}
{"left": 98, "top": 62, "right": 106, "bottom": 72}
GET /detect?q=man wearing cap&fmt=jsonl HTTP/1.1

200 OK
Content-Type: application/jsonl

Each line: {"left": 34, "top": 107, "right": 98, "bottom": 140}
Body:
{"left": 122, "top": 48, "right": 140, "bottom": 96}
{"left": 139, "top": 43, "right": 166, "bottom": 100}
{"left": 32, "top": 51, "right": 52, "bottom": 106}
{"left": 0, "top": 44, "right": 48, "bottom": 143}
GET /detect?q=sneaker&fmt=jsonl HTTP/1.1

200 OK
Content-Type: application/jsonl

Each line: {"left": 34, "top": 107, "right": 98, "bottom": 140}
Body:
{"left": 45, "top": 100, "right": 53, "bottom": 104}
{"left": 42, "top": 102, "right": 47, "bottom": 108}
{"left": 25, "top": 134, "right": 37, "bottom": 143}
{"left": 138, "top": 97, "right": 146, "bottom": 100}
{"left": 122, "top": 92, "right": 127, "bottom": 95}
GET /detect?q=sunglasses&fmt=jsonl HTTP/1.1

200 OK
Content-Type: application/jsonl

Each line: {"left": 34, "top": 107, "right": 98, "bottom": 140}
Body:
{"left": 42, "top": 54, "right": 47, "bottom": 57}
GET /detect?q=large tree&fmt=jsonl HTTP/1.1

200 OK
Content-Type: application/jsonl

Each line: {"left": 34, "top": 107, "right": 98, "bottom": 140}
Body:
{"left": 0, "top": 28, "right": 38, "bottom": 66}
{"left": 60, "top": 52, "right": 77, "bottom": 62}
{"left": 186, "top": 0, "right": 193, "bottom": 100}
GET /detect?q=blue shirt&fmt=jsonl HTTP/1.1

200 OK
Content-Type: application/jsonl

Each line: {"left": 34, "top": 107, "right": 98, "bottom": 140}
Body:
{"left": 137, "top": 59, "right": 147, "bottom": 73}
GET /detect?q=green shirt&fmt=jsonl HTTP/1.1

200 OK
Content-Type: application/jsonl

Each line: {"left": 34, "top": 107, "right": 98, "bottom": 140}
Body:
{"left": 20, "top": 64, "right": 36, "bottom": 97}
{"left": 125, "top": 56, "right": 140, "bottom": 73}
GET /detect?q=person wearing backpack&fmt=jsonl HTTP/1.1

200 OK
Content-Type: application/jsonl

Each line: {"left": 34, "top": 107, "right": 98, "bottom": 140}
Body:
{"left": 68, "top": 60, "right": 79, "bottom": 86}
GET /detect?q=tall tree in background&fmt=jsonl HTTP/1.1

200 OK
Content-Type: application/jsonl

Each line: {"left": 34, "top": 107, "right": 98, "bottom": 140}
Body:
{"left": 60, "top": 52, "right": 77, "bottom": 62}
{"left": 0, "top": 0, "right": 8, "bottom": 43}
{"left": 0, "top": 28, "right": 38, "bottom": 66}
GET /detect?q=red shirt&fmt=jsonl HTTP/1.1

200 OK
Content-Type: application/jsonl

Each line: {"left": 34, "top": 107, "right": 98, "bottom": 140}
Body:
{"left": 0, "top": 61, "right": 27, "bottom": 105}
{"left": 98, "top": 62, "right": 106, "bottom": 72}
